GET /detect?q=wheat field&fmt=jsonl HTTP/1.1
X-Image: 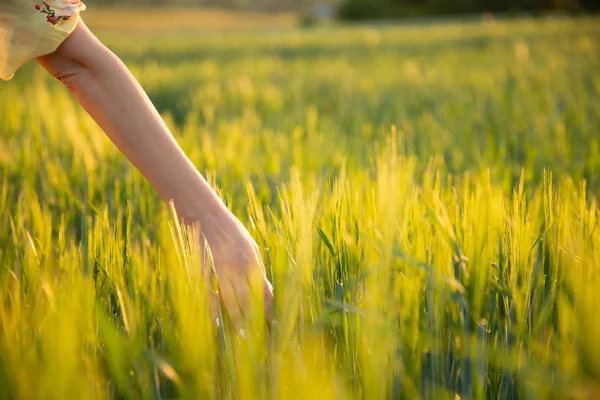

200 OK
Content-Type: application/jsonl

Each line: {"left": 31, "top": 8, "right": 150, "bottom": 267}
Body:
{"left": 0, "top": 13, "right": 599, "bottom": 400}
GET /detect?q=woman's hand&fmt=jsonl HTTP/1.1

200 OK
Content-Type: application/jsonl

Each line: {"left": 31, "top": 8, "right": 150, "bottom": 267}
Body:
{"left": 194, "top": 205, "right": 274, "bottom": 331}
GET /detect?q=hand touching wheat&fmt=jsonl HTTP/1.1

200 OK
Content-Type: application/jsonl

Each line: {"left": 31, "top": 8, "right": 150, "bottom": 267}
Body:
{"left": 195, "top": 207, "right": 274, "bottom": 331}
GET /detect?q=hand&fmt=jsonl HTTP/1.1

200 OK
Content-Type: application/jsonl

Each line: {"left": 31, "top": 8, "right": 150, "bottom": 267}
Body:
{"left": 193, "top": 204, "right": 274, "bottom": 331}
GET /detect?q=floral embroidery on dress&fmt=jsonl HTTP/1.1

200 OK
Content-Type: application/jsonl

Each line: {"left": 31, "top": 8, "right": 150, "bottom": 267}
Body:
{"left": 34, "top": 2, "right": 71, "bottom": 25}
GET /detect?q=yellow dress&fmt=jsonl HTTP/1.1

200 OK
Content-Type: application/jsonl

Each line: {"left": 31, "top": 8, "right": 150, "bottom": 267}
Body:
{"left": 0, "top": 0, "right": 85, "bottom": 80}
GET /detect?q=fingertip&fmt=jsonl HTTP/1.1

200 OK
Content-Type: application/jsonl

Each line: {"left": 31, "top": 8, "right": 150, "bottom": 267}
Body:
{"left": 263, "top": 279, "right": 274, "bottom": 325}
{"left": 220, "top": 281, "right": 245, "bottom": 332}
{"left": 208, "top": 290, "right": 219, "bottom": 321}
{"left": 265, "top": 278, "right": 274, "bottom": 294}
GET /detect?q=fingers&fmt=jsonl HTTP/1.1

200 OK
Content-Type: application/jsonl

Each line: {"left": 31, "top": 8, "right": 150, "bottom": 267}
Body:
{"left": 216, "top": 272, "right": 274, "bottom": 334}
{"left": 263, "top": 278, "right": 274, "bottom": 326}
{"left": 234, "top": 278, "right": 254, "bottom": 322}
{"left": 202, "top": 237, "right": 274, "bottom": 332}
{"left": 207, "top": 289, "right": 219, "bottom": 322}
{"left": 246, "top": 257, "right": 275, "bottom": 325}
{"left": 219, "top": 278, "right": 245, "bottom": 333}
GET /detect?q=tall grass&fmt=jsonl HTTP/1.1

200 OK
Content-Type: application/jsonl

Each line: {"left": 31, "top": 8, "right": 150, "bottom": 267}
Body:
{"left": 0, "top": 15, "right": 599, "bottom": 399}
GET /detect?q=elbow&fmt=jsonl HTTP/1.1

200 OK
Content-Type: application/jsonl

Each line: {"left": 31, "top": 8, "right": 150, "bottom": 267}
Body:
{"left": 38, "top": 47, "right": 93, "bottom": 93}
{"left": 41, "top": 58, "right": 92, "bottom": 102}
{"left": 53, "top": 62, "right": 90, "bottom": 93}
{"left": 36, "top": 20, "right": 102, "bottom": 91}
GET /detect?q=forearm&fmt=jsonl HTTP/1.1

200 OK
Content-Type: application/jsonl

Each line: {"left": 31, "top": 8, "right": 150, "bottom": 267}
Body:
{"left": 37, "top": 22, "right": 222, "bottom": 221}
{"left": 69, "top": 51, "right": 222, "bottom": 220}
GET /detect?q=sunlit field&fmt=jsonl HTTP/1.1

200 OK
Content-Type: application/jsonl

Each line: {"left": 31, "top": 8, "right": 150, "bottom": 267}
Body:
{"left": 1, "top": 12, "right": 599, "bottom": 399}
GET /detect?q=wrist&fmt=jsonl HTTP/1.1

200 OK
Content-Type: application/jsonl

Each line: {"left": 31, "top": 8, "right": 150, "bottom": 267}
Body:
{"left": 174, "top": 181, "right": 229, "bottom": 225}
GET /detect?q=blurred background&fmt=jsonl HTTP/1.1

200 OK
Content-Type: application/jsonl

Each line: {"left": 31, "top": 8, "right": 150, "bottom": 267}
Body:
{"left": 80, "top": 0, "right": 600, "bottom": 33}
{"left": 86, "top": 0, "right": 600, "bottom": 18}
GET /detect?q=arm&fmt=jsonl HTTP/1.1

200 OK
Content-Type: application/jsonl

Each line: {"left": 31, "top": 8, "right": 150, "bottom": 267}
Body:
{"left": 37, "top": 20, "right": 272, "bottom": 329}
{"left": 37, "top": 21, "right": 217, "bottom": 222}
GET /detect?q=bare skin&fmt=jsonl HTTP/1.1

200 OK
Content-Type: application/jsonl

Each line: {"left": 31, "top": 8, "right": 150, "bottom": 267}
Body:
{"left": 36, "top": 20, "right": 273, "bottom": 330}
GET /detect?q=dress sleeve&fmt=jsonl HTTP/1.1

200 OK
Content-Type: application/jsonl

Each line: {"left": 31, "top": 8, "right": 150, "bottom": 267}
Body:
{"left": 1, "top": 0, "right": 86, "bottom": 81}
